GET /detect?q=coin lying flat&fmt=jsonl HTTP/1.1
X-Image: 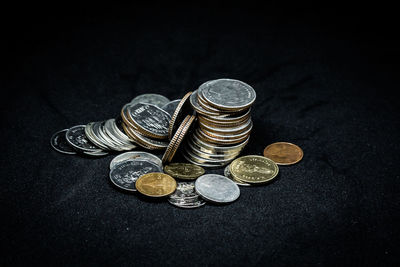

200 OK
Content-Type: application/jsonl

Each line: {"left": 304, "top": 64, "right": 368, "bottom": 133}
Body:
{"left": 164, "top": 163, "right": 205, "bottom": 180}
{"left": 136, "top": 173, "right": 177, "bottom": 197}
{"left": 109, "top": 160, "right": 162, "bottom": 192}
{"left": 130, "top": 93, "right": 170, "bottom": 108}
{"left": 168, "top": 182, "right": 206, "bottom": 209}
{"left": 110, "top": 152, "right": 162, "bottom": 169}
{"left": 230, "top": 155, "right": 279, "bottom": 184}
{"left": 66, "top": 125, "right": 103, "bottom": 153}
{"left": 263, "top": 142, "right": 304, "bottom": 165}
{"left": 161, "top": 99, "right": 181, "bottom": 116}
{"left": 50, "top": 129, "right": 77, "bottom": 154}
{"left": 195, "top": 174, "right": 240, "bottom": 203}
{"left": 224, "top": 165, "right": 250, "bottom": 186}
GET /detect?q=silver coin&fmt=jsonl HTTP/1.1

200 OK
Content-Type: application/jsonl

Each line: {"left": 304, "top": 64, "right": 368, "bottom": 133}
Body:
{"left": 110, "top": 151, "right": 162, "bottom": 169}
{"left": 66, "top": 125, "right": 103, "bottom": 152}
{"left": 98, "top": 121, "right": 125, "bottom": 151}
{"left": 113, "top": 117, "right": 136, "bottom": 143}
{"left": 105, "top": 119, "right": 136, "bottom": 150}
{"left": 169, "top": 182, "right": 198, "bottom": 200}
{"left": 161, "top": 99, "right": 181, "bottom": 116}
{"left": 168, "top": 198, "right": 206, "bottom": 209}
{"left": 195, "top": 174, "right": 240, "bottom": 203}
{"left": 130, "top": 93, "right": 170, "bottom": 108}
{"left": 127, "top": 103, "right": 171, "bottom": 138}
{"left": 50, "top": 129, "right": 77, "bottom": 154}
{"left": 224, "top": 165, "right": 251, "bottom": 186}
{"left": 109, "top": 160, "right": 162, "bottom": 192}
{"left": 189, "top": 90, "right": 221, "bottom": 116}
{"left": 83, "top": 150, "right": 108, "bottom": 157}
{"left": 199, "top": 79, "right": 256, "bottom": 110}
{"left": 85, "top": 123, "right": 109, "bottom": 150}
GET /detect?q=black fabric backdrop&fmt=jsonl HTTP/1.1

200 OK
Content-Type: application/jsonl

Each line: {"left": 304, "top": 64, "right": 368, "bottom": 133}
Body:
{"left": 1, "top": 3, "right": 399, "bottom": 266}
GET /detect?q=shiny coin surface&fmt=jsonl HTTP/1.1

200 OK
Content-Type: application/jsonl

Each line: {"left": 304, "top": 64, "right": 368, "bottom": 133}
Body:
{"left": 224, "top": 165, "right": 250, "bottom": 186}
{"left": 168, "top": 91, "right": 193, "bottom": 140}
{"left": 109, "top": 160, "right": 162, "bottom": 192}
{"left": 110, "top": 152, "right": 162, "bottom": 169}
{"left": 164, "top": 163, "right": 205, "bottom": 180}
{"left": 263, "top": 142, "right": 304, "bottom": 165}
{"left": 66, "top": 125, "right": 102, "bottom": 152}
{"left": 230, "top": 155, "right": 279, "bottom": 184}
{"left": 195, "top": 174, "right": 240, "bottom": 203}
{"left": 136, "top": 173, "right": 177, "bottom": 197}
{"left": 168, "top": 182, "right": 206, "bottom": 209}
{"left": 168, "top": 199, "right": 206, "bottom": 209}
{"left": 130, "top": 93, "right": 170, "bottom": 108}
{"left": 50, "top": 129, "right": 77, "bottom": 154}
{"left": 199, "top": 79, "right": 256, "bottom": 111}
{"left": 161, "top": 99, "right": 181, "bottom": 116}
{"left": 162, "top": 115, "right": 190, "bottom": 164}
{"left": 127, "top": 103, "right": 171, "bottom": 139}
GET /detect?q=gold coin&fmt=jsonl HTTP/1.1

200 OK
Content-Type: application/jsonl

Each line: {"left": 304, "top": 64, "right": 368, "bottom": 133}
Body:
{"left": 230, "top": 155, "right": 279, "bottom": 184}
{"left": 136, "top": 173, "right": 177, "bottom": 197}
{"left": 263, "top": 142, "right": 303, "bottom": 165}
{"left": 164, "top": 163, "right": 205, "bottom": 180}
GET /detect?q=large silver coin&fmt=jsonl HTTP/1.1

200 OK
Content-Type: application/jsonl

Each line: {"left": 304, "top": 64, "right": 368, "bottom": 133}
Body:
{"left": 130, "top": 93, "right": 170, "bottom": 108}
{"left": 199, "top": 79, "right": 256, "bottom": 110}
{"left": 109, "top": 151, "right": 162, "bottom": 169}
{"left": 66, "top": 125, "right": 102, "bottom": 152}
{"left": 50, "top": 129, "right": 77, "bottom": 154}
{"left": 224, "top": 165, "right": 250, "bottom": 186}
{"left": 161, "top": 99, "right": 181, "bottom": 116}
{"left": 195, "top": 174, "right": 240, "bottom": 203}
{"left": 127, "top": 103, "right": 171, "bottom": 139}
{"left": 109, "top": 160, "right": 162, "bottom": 192}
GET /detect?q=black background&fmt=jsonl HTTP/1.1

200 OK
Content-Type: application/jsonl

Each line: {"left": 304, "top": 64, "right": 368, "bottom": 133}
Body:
{"left": 1, "top": 2, "right": 399, "bottom": 266}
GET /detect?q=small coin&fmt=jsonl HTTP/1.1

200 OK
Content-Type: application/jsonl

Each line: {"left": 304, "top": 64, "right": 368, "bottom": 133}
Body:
{"left": 164, "top": 163, "right": 205, "bottom": 180}
{"left": 224, "top": 165, "right": 250, "bottom": 186}
{"left": 109, "top": 160, "right": 162, "bottom": 192}
{"left": 130, "top": 93, "right": 170, "bottom": 108}
{"left": 195, "top": 174, "right": 240, "bottom": 203}
{"left": 230, "top": 155, "right": 279, "bottom": 184}
{"left": 66, "top": 125, "right": 103, "bottom": 152}
{"left": 161, "top": 99, "right": 181, "bottom": 116}
{"left": 168, "top": 198, "right": 206, "bottom": 209}
{"left": 168, "top": 91, "right": 193, "bottom": 140}
{"left": 110, "top": 152, "right": 162, "bottom": 169}
{"left": 136, "top": 173, "right": 177, "bottom": 197}
{"left": 50, "top": 129, "right": 77, "bottom": 154}
{"left": 169, "top": 181, "right": 198, "bottom": 200}
{"left": 263, "top": 142, "right": 304, "bottom": 165}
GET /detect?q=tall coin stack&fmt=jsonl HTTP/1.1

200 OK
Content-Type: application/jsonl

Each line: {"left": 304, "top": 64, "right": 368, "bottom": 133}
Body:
{"left": 182, "top": 79, "right": 256, "bottom": 167}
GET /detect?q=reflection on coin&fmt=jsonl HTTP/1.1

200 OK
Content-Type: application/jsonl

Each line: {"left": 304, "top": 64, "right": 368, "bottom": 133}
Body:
{"left": 66, "top": 125, "right": 103, "bottom": 152}
{"left": 168, "top": 199, "right": 206, "bottom": 209}
{"left": 263, "top": 142, "right": 303, "bottom": 165}
{"left": 230, "top": 155, "right": 279, "bottom": 184}
{"left": 161, "top": 99, "right": 181, "bottom": 116}
{"left": 110, "top": 152, "right": 162, "bottom": 169}
{"left": 195, "top": 174, "right": 240, "bottom": 203}
{"left": 224, "top": 165, "right": 250, "bottom": 186}
{"left": 109, "top": 160, "right": 162, "bottom": 192}
{"left": 130, "top": 93, "right": 170, "bottom": 108}
{"left": 136, "top": 173, "right": 177, "bottom": 197}
{"left": 164, "top": 163, "right": 205, "bottom": 180}
{"left": 168, "top": 92, "right": 193, "bottom": 140}
{"left": 168, "top": 182, "right": 205, "bottom": 209}
{"left": 50, "top": 129, "right": 77, "bottom": 154}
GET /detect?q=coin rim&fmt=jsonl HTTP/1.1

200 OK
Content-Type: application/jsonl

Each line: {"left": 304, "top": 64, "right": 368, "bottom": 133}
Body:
{"left": 135, "top": 172, "right": 177, "bottom": 197}
{"left": 50, "top": 129, "right": 77, "bottom": 155}
{"left": 263, "top": 142, "right": 304, "bottom": 165}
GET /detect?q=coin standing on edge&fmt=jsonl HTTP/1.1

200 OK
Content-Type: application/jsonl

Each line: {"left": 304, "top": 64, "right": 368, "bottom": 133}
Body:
{"left": 164, "top": 163, "right": 205, "bottom": 180}
{"left": 50, "top": 129, "right": 77, "bottom": 155}
{"left": 263, "top": 142, "right": 304, "bottom": 165}
{"left": 136, "top": 173, "right": 177, "bottom": 197}
{"left": 195, "top": 174, "right": 240, "bottom": 203}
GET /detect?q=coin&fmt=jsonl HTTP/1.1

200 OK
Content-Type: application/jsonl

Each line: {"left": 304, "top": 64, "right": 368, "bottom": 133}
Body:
{"left": 110, "top": 152, "right": 162, "bottom": 169}
{"left": 195, "top": 174, "right": 240, "bottom": 203}
{"left": 168, "top": 182, "right": 206, "bottom": 209}
{"left": 130, "top": 93, "right": 170, "bottom": 108}
{"left": 136, "top": 173, "right": 177, "bottom": 197}
{"left": 189, "top": 90, "right": 221, "bottom": 117}
{"left": 168, "top": 91, "right": 193, "bottom": 140}
{"left": 85, "top": 122, "right": 110, "bottom": 150}
{"left": 127, "top": 103, "right": 171, "bottom": 139}
{"left": 224, "top": 165, "right": 250, "bottom": 186}
{"left": 168, "top": 199, "right": 206, "bottom": 209}
{"left": 162, "top": 115, "right": 190, "bottom": 164}
{"left": 263, "top": 142, "right": 304, "bottom": 165}
{"left": 199, "top": 79, "right": 256, "bottom": 111}
{"left": 164, "top": 163, "right": 205, "bottom": 180}
{"left": 230, "top": 155, "right": 279, "bottom": 184}
{"left": 109, "top": 160, "right": 162, "bottom": 192}
{"left": 50, "top": 129, "right": 77, "bottom": 154}
{"left": 161, "top": 99, "right": 181, "bottom": 116}
{"left": 167, "top": 115, "right": 196, "bottom": 162}
{"left": 65, "top": 125, "right": 103, "bottom": 152}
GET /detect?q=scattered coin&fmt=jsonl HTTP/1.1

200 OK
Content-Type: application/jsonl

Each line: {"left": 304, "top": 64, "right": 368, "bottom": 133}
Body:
{"left": 66, "top": 125, "right": 104, "bottom": 153}
{"left": 164, "top": 163, "right": 205, "bottom": 180}
{"left": 161, "top": 99, "right": 181, "bottom": 116}
{"left": 50, "top": 129, "right": 77, "bottom": 154}
{"left": 136, "top": 173, "right": 177, "bottom": 197}
{"left": 110, "top": 151, "right": 162, "bottom": 169}
{"left": 195, "top": 174, "right": 240, "bottom": 203}
{"left": 230, "top": 155, "right": 279, "bottom": 184}
{"left": 263, "top": 142, "right": 304, "bottom": 165}
{"left": 168, "top": 182, "right": 206, "bottom": 209}
{"left": 224, "top": 165, "right": 251, "bottom": 186}
{"left": 109, "top": 160, "right": 162, "bottom": 192}
{"left": 130, "top": 93, "right": 170, "bottom": 108}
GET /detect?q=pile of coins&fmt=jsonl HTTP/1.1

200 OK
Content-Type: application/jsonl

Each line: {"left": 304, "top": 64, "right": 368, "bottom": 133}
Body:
{"left": 183, "top": 79, "right": 256, "bottom": 167}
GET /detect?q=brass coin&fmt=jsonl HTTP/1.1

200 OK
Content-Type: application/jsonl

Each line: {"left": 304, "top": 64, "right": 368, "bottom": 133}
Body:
{"left": 162, "top": 115, "right": 190, "bottom": 164}
{"left": 230, "top": 155, "right": 279, "bottom": 184}
{"left": 263, "top": 142, "right": 304, "bottom": 165}
{"left": 136, "top": 173, "right": 177, "bottom": 197}
{"left": 164, "top": 163, "right": 205, "bottom": 180}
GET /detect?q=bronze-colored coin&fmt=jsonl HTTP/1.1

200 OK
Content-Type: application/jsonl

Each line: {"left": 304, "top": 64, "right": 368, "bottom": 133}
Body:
{"left": 167, "top": 115, "right": 196, "bottom": 162}
{"left": 162, "top": 115, "right": 190, "bottom": 164}
{"left": 230, "top": 155, "right": 279, "bottom": 184}
{"left": 136, "top": 173, "right": 177, "bottom": 197}
{"left": 164, "top": 163, "right": 205, "bottom": 180}
{"left": 124, "top": 125, "right": 168, "bottom": 150}
{"left": 263, "top": 142, "right": 304, "bottom": 165}
{"left": 168, "top": 91, "right": 193, "bottom": 140}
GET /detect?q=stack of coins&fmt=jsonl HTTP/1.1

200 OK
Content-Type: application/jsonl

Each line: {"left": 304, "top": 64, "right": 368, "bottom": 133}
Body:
{"left": 182, "top": 79, "right": 256, "bottom": 167}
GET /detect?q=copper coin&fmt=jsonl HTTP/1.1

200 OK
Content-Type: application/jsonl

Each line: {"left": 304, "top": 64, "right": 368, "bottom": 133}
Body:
{"left": 263, "top": 142, "right": 303, "bottom": 165}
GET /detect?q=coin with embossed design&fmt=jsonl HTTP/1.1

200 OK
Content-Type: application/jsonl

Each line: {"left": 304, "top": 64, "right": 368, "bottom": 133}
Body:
{"left": 230, "top": 155, "right": 279, "bottom": 184}
{"left": 263, "top": 142, "right": 303, "bottom": 165}
{"left": 66, "top": 125, "right": 103, "bottom": 152}
{"left": 50, "top": 129, "right": 77, "bottom": 154}
{"left": 110, "top": 151, "right": 162, "bottom": 169}
{"left": 195, "top": 174, "right": 240, "bottom": 203}
{"left": 130, "top": 93, "right": 170, "bottom": 108}
{"left": 136, "top": 173, "right": 177, "bottom": 197}
{"left": 164, "top": 163, "right": 205, "bottom": 180}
